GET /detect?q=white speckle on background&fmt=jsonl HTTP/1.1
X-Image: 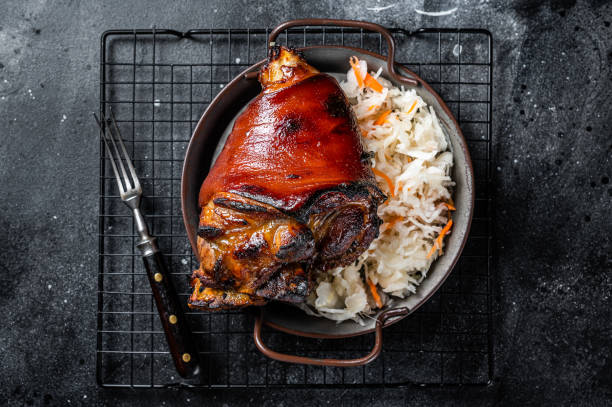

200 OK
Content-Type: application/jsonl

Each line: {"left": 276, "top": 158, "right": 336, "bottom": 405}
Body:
{"left": 513, "top": 159, "right": 518, "bottom": 164}
{"left": 219, "top": 84, "right": 224, "bottom": 88}
{"left": 48, "top": 284, "right": 52, "bottom": 290}
{"left": 496, "top": 166, "right": 501, "bottom": 172}
{"left": 235, "top": 58, "right": 241, "bottom": 64}
{"left": 452, "top": 44, "right": 462, "bottom": 57}
{"left": 60, "top": 114, "right": 67, "bottom": 123}
{"left": 366, "top": 3, "right": 396, "bottom": 12}
{"left": 154, "top": 99, "right": 161, "bottom": 107}
{"left": 1, "top": 96, "right": 5, "bottom": 100}
{"left": 53, "top": 215, "right": 58, "bottom": 219}
{"left": 27, "top": 88, "right": 35, "bottom": 99}
{"left": 3, "top": 79, "right": 7, "bottom": 83}
{"left": 83, "top": 395, "right": 87, "bottom": 399}
{"left": 415, "top": 7, "right": 457, "bottom": 16}
{"left": 64, "top": 299, "right": 68, "bottom": 303}
{"left": 181, "top": 258, "right": 188, "bottom": 265}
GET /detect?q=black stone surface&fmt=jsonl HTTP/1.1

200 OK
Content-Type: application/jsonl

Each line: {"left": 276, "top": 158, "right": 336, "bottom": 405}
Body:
{"left": 1, "top": 0, "right": 610, "bottom": 405}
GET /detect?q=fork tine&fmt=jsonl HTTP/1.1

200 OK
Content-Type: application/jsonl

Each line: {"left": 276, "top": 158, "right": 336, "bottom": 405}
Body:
{"left": 109, "top": 108, "right": 140, "bottom": 190}
{"left": 100, "top": 110, "right": 133, "bottom": 192}
{"left": 94, "top": 113, "right": 125, "bottom": 195}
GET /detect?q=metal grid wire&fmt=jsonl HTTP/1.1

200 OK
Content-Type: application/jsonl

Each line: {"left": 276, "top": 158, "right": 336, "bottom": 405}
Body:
{"left": 97, "top": 26, "right": 493, "bottom": 388}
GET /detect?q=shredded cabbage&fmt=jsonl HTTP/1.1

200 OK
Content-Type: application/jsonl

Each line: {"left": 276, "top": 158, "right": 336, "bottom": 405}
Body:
{"left": 305, "top": 60, "right": 455, "bottom": 323}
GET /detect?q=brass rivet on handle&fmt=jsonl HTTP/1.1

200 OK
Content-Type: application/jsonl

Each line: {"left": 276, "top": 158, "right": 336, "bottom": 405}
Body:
{"left": 169, "top": 314, "right": 177, "bottom": 324}
{"left": 182, "top": 353, "right": 191, "bottom": 363}
{"left": 154, "top": 273, "right": 163, "bottom": 282}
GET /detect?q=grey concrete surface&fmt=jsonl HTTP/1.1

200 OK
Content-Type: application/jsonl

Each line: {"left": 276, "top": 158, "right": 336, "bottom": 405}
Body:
{"left": 0, "top": 0, "right": 610, "bottom": 405}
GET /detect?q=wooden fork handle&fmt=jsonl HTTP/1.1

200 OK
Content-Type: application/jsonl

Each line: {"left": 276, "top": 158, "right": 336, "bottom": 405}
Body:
{"left": 140, "top": 246, "right": 201, "bottom": 378}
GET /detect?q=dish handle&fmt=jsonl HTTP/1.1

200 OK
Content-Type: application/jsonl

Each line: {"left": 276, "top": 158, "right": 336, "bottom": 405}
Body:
{"left": 268, "top": 18, "right": 418, "bottom": 87}
{"left": 253, "top": 307, "right": 409, "bottom": 367}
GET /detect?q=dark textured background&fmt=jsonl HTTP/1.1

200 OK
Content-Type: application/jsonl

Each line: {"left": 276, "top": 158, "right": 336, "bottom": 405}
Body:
{"left": 1, "top": 0, "right": 610, "bottom": 405}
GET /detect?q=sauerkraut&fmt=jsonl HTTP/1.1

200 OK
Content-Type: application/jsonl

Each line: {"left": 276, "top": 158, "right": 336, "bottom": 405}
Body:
{"left": 304, "top": 59, "right": 455, "bottom": 323}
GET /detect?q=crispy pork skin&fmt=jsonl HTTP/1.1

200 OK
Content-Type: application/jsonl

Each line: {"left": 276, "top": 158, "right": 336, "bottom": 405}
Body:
{"left": 189, "top": 47, "right": 384, "bottom": 310}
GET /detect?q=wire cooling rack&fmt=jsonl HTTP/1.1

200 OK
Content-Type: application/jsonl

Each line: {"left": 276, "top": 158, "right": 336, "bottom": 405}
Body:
{"left": 97, "top": 26, "right": 493, "bottom": 388}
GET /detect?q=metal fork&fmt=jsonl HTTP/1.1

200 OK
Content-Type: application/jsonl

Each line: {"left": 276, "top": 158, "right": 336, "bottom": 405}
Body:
{"left": 94, "top": 110, "right": 200, "bottom": 378}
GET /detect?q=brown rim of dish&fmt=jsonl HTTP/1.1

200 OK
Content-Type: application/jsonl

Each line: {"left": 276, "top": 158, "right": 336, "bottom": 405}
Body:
{"left": 181, "top": 47, "right": 474, "bottom": 340}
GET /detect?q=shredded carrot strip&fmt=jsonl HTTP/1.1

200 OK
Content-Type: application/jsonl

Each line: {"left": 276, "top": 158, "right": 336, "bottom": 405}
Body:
{"left": 381, "top": 216, "right": 402, "bottom": 233}
{"left": 427, "top": 219, "right": 453, "bottom": 258}
{"left": 374, "top": 110, "right": 392, "bottom": 125}
{"left": 368, "top": 104, "right": 380, "bottom": 111}
{"left": 426, "top": 242, "right": 437, "bottom": 259}
{"left": 407, "top": 100, "right": 418, "bottom": 114}
{"left": 444, "top": 202, "right": 456, "bottom": 211}
{"left": 436, "top": 219, "right": 453, "bottom": 255}
{"left": 364, "top": 73, "right": 383, "bottom": 93}
{"left": 382, "top": 216, "right": 401, "bottom": 227}
{"left": 367, "top": 279, "right": 383, "bottom": 308}
{"left": 361, "top": 129, "right": 370, "bottom": 139}
{"left": 371, "top": 167, "right": 395, "bottom": 198}
{"left": 388, "top": 216, "right": 402, "bottom": 227}
{"left": 349, "top": 56, "right": 364, "bottom": 89}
